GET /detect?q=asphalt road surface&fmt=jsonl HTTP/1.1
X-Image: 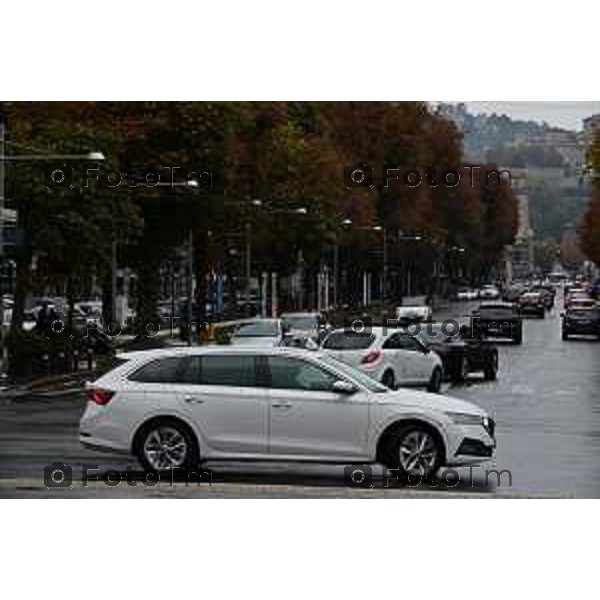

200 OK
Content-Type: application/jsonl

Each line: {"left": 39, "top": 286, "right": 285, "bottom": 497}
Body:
{"left": 1, "top": 293, "right": 598, "bottom": 498}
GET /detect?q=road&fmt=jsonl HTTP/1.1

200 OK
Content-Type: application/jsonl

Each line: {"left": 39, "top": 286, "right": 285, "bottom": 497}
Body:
{"left": 1, "top": 292, "right": 598, "bottom": 498}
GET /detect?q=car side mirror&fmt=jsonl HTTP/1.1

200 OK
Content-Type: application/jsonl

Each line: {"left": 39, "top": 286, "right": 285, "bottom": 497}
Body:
{"left": 332, "top": 380, "right": 357, "bottom": 395}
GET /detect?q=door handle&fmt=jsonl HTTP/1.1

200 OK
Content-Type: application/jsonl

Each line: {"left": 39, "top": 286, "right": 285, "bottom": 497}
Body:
{"left": 183, "top": 395, "right": 205, "bottom": 404}
{"left": 271, "top": 402, "right": 293, "bottom": 409}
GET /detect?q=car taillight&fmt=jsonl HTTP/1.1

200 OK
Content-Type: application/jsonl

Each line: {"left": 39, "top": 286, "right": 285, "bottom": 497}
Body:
{"left": 87, "top": 388, "right": 115, "bottom": 406}
{"left": 361, "top": 349, "right": 382, "bottom": 364}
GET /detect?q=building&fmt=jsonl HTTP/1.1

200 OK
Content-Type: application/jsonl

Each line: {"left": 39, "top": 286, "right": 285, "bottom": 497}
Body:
{"left": 583, "top": 114, "right": 600, "bottom": 151}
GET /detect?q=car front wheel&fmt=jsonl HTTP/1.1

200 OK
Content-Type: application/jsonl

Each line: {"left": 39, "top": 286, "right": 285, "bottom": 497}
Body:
{"left": 382, "top": 424, "right": 443, "bottom": 478}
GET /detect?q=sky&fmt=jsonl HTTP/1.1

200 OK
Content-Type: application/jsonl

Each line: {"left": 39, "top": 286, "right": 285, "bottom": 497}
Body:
{"left": 460, "top": 101, "right": 600, "bottom": 131}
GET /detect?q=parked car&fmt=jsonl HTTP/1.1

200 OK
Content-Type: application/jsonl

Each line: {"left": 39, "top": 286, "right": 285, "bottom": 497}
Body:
{"left": 230, "top": 318, "right": 285, "bottom": 347}
{"left": 471, "top": 302, "right": 523, "bottom": 344}
{"left": 561, "top": 307, "right": 600, "bottom": 340}
{"left": 396, "top": 296, "right": 432, "bottom": 322}
{"left": 281, "top": 312, "right": 330, "bottom": 343}
{"left": 418, "top": 324, "right": 499, "bottom": 382}
{"left": 320, "top": 327, "right": 444, "bottom": 393}
{"left": 280, "top": 331, "right": 319, "bottom": 350}
{"left": 478, "top": 285, "right": 500, "bottom": 300}
{"left": 517, "top": 292, "right": 545, "bottom": 318}
{"left": 80, "top": 346, "right": 495, "bottom": 477}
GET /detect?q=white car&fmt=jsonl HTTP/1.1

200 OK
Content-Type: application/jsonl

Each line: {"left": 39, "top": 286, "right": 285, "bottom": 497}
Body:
{"left": 80, "top": 346, "right": 495, "bottom": 477}
{"left": 320, "top": 327, "right": 444, "bottom": 393}
{"left": 396, "top": 296, "right": 432, "bottom": 322}
{"left": 478, "top": 285, "right": 500, "bottom": 300}
{"left": 455, "top": 288, "right": 478, "bottom": 301}
{"left": 230, "top": 318, "right": 284, "bottom": 347}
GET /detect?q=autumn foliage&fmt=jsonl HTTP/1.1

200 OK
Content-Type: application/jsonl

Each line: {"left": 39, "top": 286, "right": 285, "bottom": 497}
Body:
{"left": 1, "top": 101, "right": 519, "bottom": 321}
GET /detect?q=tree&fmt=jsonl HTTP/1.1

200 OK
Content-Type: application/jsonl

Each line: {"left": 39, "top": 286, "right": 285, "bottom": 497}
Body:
{"left": 580, "top": 130, "right": 600, "bottom": 265}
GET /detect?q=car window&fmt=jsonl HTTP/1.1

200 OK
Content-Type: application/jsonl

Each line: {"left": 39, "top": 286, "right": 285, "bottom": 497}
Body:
{"left": 322, "top": 331, "right": 375, "bottom": 350}
{"left": 129, "top": 356, "right": 195, "bottom": 384}
{"left": 200, "top": 355, "right": 257, "bottom": 387}
{"left": 267, "top": 356, "right": 338, "bottom": 392}
{"left": 282, "top": 316, "right": 318, "bottom": 330}
{"left": 397, "top": 334, "right": 422, "bottom": 351}
{"left": 319, "top": 355, "right": 388, "bottom": 393}
{"left": 382, "top": 333, "right": 400, "bottom": 349}
{"left": 234, "top": 321, "right": 279, "bottom": 337}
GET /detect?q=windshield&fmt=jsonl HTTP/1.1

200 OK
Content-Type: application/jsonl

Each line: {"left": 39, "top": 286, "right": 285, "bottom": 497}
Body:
{"left": 282, "top": 316, "right": 319, "bottom": 330}
{"left": 234, "top": 321, "right": 279, "bottom": 337}
{"left": 320, "top": 355, "right": 388, "bottom": 393}
{"left": 322, "top": 331, "right": 375, "bottom": 350}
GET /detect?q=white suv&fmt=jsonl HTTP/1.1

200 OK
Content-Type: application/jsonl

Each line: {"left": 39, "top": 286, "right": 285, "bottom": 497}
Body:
{"left": 320, "top": 327, "right": 444, "bottom": 392}
{"left": 80, "top": 347, "right": 494, "bottom": 477}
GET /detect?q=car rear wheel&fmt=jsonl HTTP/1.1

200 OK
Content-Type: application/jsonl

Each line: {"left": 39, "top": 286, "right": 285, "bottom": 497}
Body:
{"left": 562, "top": 330, "right": 569, "bottom": 341}
{"left": 427, "top": 367, "right": 443, "bottom": 393}
{"left": 382, "top": 369, "right": 396, "bottom": 390}
{"left": 136, "top": 420, "right": 199, "bottom": 472}
{"left": 382, "top": 424, "right": 443, "bottom": 478}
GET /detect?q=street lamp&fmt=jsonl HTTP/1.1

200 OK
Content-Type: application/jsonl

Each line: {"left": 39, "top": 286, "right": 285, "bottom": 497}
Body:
{"left": 154, "top": 179, "right": 199, "bottom": 345}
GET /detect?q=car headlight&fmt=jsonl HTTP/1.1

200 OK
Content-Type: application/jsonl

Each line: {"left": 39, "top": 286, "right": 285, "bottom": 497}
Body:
{"left": 445, "top": 411, "right": 486, "bottom": 426}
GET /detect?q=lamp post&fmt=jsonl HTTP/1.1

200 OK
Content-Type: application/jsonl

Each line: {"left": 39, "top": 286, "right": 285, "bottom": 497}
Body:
{"left": 332, "top": 217, "right": 352, "bottom": 309}
{"left": 154, "top": 179, "right": 198, "bottom": 345}
{"left": 0, "top": 121, "right": 104, "bottom": 377}
{"left": 372, "top": 226, "right": 388, "bottom": 303}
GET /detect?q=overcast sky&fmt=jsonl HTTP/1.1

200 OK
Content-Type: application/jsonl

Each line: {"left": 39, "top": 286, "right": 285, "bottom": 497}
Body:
{"left": 459, "top": 101, "right": 600, "bottom": 131}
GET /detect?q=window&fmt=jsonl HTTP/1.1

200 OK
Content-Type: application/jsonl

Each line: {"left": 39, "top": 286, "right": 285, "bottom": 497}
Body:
{"left": 233, "top": 321, "right": 279, "bottom": 337}
{"left": 129, "top": 356, "right": 194, "bottom": 384}
{"left": 400, "top": 334, "right": 425, "bottom": 351}
{"left": 322, "top": 331, "right": 375, "bottom": 350}
{"left": 382, "top": 333, "right": 401, "bottom": 349}
{"left": 320, "top": 356, "right": 388, "bottom": 393}
{"left": 267, "top": 356, "right": 338, "bottom": 392}
{"left": 199, "top": 355, "right": 257, "bottom": 387}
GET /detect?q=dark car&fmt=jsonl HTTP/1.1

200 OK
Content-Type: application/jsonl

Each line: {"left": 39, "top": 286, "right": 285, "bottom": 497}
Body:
{"left": 471, "top": 302, "right": 523, "bottom": 344}
{"left": 517, "top": 292, "right": 545, "bottom": 318}
{"left": 561, "top": 307, "right": 600, "bottom": 340}
{"left": 419, "top": 324, "right": 499, "bottom": 382}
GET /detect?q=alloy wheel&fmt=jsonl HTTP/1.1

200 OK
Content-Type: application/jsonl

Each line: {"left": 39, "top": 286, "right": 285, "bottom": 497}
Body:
{"left": 143, "top": 426, "right": 188, "bottom": 471}
{"left": 398, "top": 430, "right": 439, "bottom": 476}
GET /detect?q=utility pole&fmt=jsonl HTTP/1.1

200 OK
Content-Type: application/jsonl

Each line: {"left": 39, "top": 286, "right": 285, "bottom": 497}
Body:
{"left": 111, "top": 239, "right": 117, "bottom": 325}
{"left": 187, "top": 228, "right": 194, "bottom": 345}
{"left": 245, "top": 221, "right": 252, "bottom": 314}
{"left": 382, "top": 227, "right": 388, "bottom": 303}
{"left": 333, "top": 233, "right": 339, "bottom": 309}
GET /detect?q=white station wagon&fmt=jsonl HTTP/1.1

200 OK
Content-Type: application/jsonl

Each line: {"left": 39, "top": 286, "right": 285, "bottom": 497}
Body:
{"left": 80, "top": 347, "right": 495, "bottom": 477}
